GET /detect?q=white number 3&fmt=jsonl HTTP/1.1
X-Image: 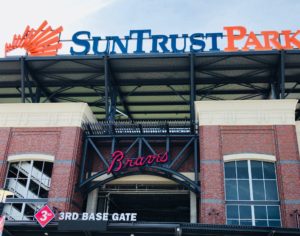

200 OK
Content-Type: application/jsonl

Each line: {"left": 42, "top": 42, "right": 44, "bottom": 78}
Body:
{"left": 40, "top": 210, "right": 48, "bottom": 221}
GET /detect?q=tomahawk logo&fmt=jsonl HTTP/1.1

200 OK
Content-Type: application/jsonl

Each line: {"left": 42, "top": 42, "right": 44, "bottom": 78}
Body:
{"left": 5, "top": 20, "right": 63, "bottom": 56}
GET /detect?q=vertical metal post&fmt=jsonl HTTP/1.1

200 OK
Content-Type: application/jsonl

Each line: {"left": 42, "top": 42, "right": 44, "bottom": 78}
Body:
{"left": 109, "top": 87, "right": 116, "bottom": 121}
{"left": 190, "top": 53, "right": 195, "bottom": 123}
{"left": 20, "top": 57, "right": 25, "bottom": 103}
{"left": 138, "top": 138, "right": 142, "bottom": 157}
{"left": 104, "top": 56, "right": 109, "bottom": 120}
{"left": 194, "top": 137, "right": 199, "bottom": 185}
{"left": 35, "top": 87, "right": 41, "bottom": 103}
{"left": 280, "top": 50, "right": 285, "bottom": 99}
{"left": 111, "top": 137, "right": 116, "bottom": 154}
{"left": 79, "top": 137, "right": 89, "bottom": 184}
{"left": 270, "top": 83, "right": 277, "bottom": 99}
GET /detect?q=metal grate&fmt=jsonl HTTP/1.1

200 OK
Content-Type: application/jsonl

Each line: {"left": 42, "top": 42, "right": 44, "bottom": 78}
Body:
{"left": 82, "top": 120, "right": 198, "bottom": 136}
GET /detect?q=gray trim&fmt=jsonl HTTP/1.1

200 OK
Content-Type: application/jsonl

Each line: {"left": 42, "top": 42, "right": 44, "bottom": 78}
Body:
{"left": 282, "top": 200, "right": 300, "bottom": 204}
{"left": 6, "top": 198, "right": 48, "bottom": 203}
{"left": 49, "top": 197, "right": 70, "bottom": 202}
{"left": 200, "top": 160, "right": 221, "bottom": 164}
{"left": 0, "top": 160, "right": 5, "bottom": 164}
{"left": 6, "top": 197, "right": 70, "bottom": 203}
{"left": 54, "top": 160, "right": 74, "bottom": 164}
{"left": 278, "top": 160, "right": 300, "bottom": 164}
{"left": 226, "top": 200, "right": 280, "bottom": 205}
{"left": 201, "top": 199, "right": 224, "bottom": 204}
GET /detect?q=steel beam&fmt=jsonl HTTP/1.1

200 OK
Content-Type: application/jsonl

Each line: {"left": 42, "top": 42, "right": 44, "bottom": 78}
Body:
{"left": 104, "top": 56, "right": 109, "bottom": 119}
{"left": 280, "top": 50, "right": 286, "bottom": 99}
{"left": 20, "top": 57, "right": 25, "bottom": 103}
{"left": 190, "top": 53, "right": 195, "bottom": 123}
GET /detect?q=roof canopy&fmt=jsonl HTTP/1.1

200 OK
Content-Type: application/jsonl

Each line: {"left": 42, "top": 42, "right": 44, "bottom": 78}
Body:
{"left": 0, "top": 50, "right": 299, "bottom": 121}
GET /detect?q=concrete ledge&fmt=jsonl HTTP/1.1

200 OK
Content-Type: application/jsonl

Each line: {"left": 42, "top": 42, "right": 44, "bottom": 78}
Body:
{"left": 223, "top": 153, "right": 276, "bottom": 162}
{"left": 7, "top": 153, "right": 55, "bottom": 162}
{"left": 195, "top": 100, "right": 297, "bottom": 126}
{"left": 93, "top": 172, "right": 195, "bottom": 184}
{"left": 0, "top": 103, "right": 97, "bottom": 127}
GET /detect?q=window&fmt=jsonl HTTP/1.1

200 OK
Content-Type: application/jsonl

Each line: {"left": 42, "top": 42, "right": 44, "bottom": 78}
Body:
{"left": 224, "top": 160, "right": 281, "bottom": 227}
{"left": 3, "top": 160, "right": 53, "bottom": 220}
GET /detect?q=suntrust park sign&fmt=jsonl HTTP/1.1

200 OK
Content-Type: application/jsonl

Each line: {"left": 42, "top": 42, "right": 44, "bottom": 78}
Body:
{"left": 5, "top": 21, "right": 300, "bottom": 56}
{"left": 70, "top": 26, "right": 300, "bottom": 55}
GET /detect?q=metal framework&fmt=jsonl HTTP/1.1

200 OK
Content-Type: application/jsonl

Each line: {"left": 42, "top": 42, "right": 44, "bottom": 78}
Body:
{"left": 4, "top": 221, "right": 300, "bottom": 236}
{"left": 78, "top": 120, "right": 199, "bottom": 194}
{"left": 1, "top": 50, "right": 300, "bottom": 121}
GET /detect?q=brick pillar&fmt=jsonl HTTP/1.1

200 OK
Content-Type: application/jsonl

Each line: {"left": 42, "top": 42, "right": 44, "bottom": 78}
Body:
{"left": 0, "top": 128, "right": 11, "bottom": 188}
{"left": 48, "top": 127, "right": 83, "bottom": 212}
{"left": 275, "top": 125, "right": 300, "bottom": 228}
{"left": 199, "top": 126, "right": 226, "bottom": 224}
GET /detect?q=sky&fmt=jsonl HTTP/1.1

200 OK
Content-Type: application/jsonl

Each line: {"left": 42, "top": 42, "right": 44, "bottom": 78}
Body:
{"left": 1, "top": 0, "right": 300, "bottom": 57}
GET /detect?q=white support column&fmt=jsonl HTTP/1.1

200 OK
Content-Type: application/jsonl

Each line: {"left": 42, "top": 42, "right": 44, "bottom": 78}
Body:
{"left": 86, "top": 189, "right": 98, "bottom": 213}
{"left": 190, "top": 191, "right": 197, "bottom": 223}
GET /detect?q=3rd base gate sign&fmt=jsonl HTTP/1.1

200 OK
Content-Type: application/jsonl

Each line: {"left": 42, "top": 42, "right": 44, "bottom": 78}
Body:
{"left": 34, "top": 205, "right": 55, "bottom": 228}
{"left": 34, "top": 205, "right": 138, "bottom": 229}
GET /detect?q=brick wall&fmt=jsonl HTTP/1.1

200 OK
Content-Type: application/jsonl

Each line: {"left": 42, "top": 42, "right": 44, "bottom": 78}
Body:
{"left": 0, "top": 127, "right": 83, "bottom": 212}
{"left": 199, "top": 125, "right": 300, "bottom": 228}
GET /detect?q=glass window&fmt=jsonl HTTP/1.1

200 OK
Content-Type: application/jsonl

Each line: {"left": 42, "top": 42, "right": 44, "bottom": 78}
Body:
{"left": 267, "top": 206, "right": 280, "bottom": 220}
{"left": 251, "top": 161, "right": 263, "bottom": 179}
{"left": 265, "top": 180, "right": 278, "bottom": 200}
{"left": 239, "top": 205, "right": 251, "bottom": 219}
{"left": 255, "top": 220, "right": 268, "bottom": 226}
{"left": 238, "top": 180, "right": 250, "bottom": 200}
{"left": 225, "top": 180, "right": 238, "bottom": 200}
{"left": 254, "top": 206, "right": 267, "bottom": 219}
{"left": 225, "top": 162, "right": 236, "bottom": 179}
{"left": 263, "top": 162, "right": 276, "bottom": 179}
{"left": 3, "top": 160, "right": 53, "bottom": 221}
{"left": 227, "top": 205, "right": 238, "bottom": 219}
{"left": 225, "top": 160, "right": 280, "bottom": 227}
{"left": 252, "top": 180, "right": 265, "bottom": 200}
{"left": 237, "top": 161, "right": 248, "bottom": 179}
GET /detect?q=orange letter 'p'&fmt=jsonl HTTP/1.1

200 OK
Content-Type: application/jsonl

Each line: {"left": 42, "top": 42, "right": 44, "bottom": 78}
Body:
{"left": 224, "top": 26, "right": 247, "bottom": 52}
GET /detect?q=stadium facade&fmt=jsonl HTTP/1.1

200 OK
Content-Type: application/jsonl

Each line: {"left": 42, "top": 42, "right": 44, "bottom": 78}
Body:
{"left": 1, "top": 24, "right": 300, "bottom": 235}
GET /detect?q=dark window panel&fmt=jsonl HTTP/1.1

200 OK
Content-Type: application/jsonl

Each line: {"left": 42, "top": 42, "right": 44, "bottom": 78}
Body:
{"left": 253, "top": 180, "right": 265, "bottom": 200}
{"left": 227, "top": 205, "right": 239, "bottom": 219}
{"left": 33, "top": 161, "right": 43, "bottom": 171}
{"left": 237, "top": 161, "right": 249, "bottom": 179}
{"left": 24, "top": 204, "right": 35, "bottom": 216}
{"left": 225, "top": 180, "right": 238, "bottom": 200}
{"left": 238, "top": 180, "right": 250, "bottom": 200}
{"left": 263, "top": 162, "right": 276, "bottom": 179}
{"left": 39, "top": 187, "right": 48, "bottom": 198}
{"left": 251, "top": 161, "right": 263, "bottom": 179}
{"left": 225, "top": 162, "right": 236, "bottom": 179}
{"left": 265, "top": 180, "right": 278, "bottom": 200}
{"left": 227, "top": 219, "right": 239, "bottom": 225}
{"left": 240, "top": 220, "right": 252, "bottom": 226}
{"left": 29, "top": 180, "right": 39, "bottom": 195}
{"left": 255, "top": 220, "right": 268, "bottom": 227}
{"left": 269, "top": 220, "right": 281, "bottom": 227}
{"left": 267, "top": 206, "right": 280, "bottom": 220}
{"left": 12, "top": 203, "right": 22, "bottom": 212}
{"left": 254, "top": 205, "right": 267, "bottom": 219}
{"left": 43, "top": 162, "right": 53, "bottom": 177}
{"left": 239, "top": 205, "right": 251, "bottom": 219}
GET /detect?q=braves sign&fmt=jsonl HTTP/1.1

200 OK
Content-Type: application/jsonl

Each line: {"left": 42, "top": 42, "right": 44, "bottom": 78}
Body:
{"left": 107, "top": 150, "right": 168, "bottom": 174}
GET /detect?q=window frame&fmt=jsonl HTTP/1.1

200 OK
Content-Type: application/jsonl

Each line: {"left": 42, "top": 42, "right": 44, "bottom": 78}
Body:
{"left": 224, "top": 159, "right": 281, "bottom": 227}
{"left": 3, "top": 158, "right": 54, "bottom": 221}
